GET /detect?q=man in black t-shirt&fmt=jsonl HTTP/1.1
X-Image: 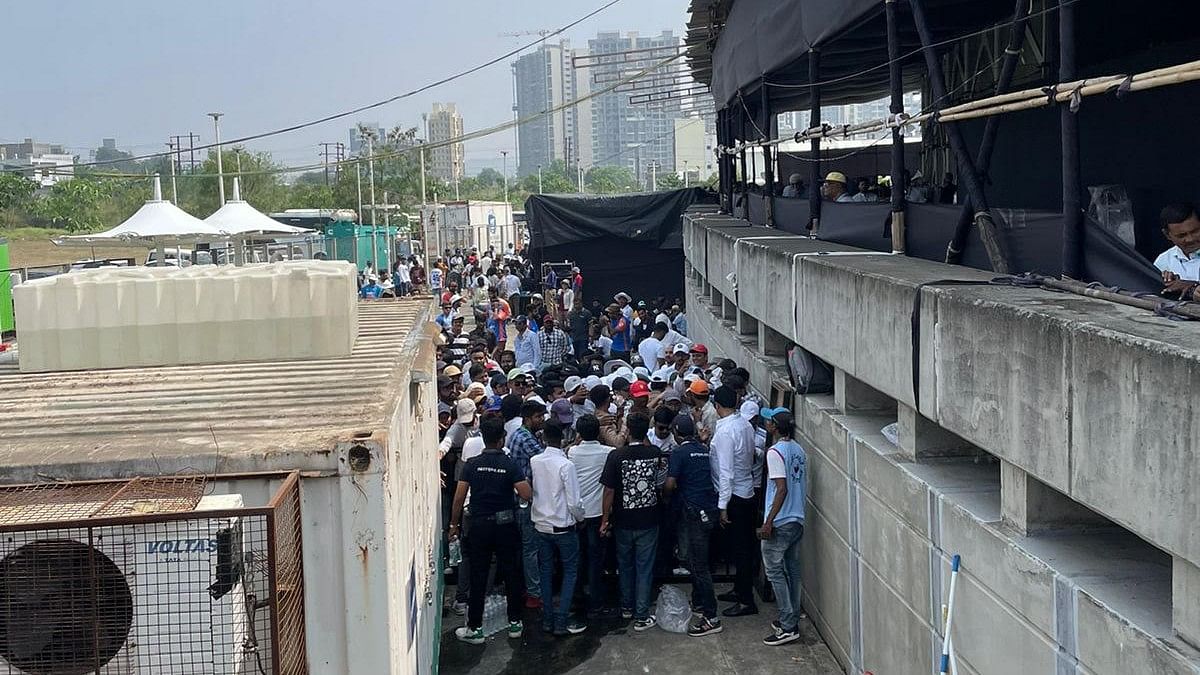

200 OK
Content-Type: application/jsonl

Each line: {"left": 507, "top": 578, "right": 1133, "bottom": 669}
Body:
{"left": 450, "top": 415, "right": 532, "bottom": 645}
{"left": 600, "top": 411, "right": 662, "bottom": 631}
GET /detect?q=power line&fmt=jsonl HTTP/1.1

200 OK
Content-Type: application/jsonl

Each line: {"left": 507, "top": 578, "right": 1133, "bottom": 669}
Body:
{"left": 55, "top": 0, "right": 628, "bottom": 173}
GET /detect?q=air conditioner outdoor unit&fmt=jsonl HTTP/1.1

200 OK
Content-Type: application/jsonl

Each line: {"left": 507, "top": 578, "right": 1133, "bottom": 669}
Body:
{"left": 0, "top": 494, "right": 251, "bottom": 675}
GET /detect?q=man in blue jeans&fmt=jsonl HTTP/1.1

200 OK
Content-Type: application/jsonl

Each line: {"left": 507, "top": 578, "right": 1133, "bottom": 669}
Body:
{"left": 600, "top": 411, "right": 662, "bottom": 631}
{"left": 530, "top": 420, "right": 587, "bottom": 636}
{"left": 757, "top": 410, "right": 808, "bottom": 646}
{"left": 509, "top": 400, "right": 547, "bottom": 608}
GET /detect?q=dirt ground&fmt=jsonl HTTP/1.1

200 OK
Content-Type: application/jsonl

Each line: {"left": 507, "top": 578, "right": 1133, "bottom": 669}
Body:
{"left": 5, "top": 238, "right": 149, "bottom": 269}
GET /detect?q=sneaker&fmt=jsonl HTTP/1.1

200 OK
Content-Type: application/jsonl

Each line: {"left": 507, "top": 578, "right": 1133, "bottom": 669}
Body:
{"left": 452, "top": 601, "right": 467, "bottom": 616}
{"left": 722, "top": 603, "right": 759, "bottom": 617}
{"left": 620, "top": 608, "right": 634, "bottom": 620}
{"left": 672, "top": 567, "right": 691, "bottom": 576}
{"left": 633, "top": 616, "right": 657, "bottom": 632}
{"left": 688, "top": 617, "right": 724, "bottom": 637}
{"left": 507, "top": 621, "right": 524, "bottom": 639}
{"left": 525, "top": 595, "right": 543, "bottom": 610}
{"left": 455, "top": 626, "right": 485, "bottom": 645}
{"left": 763, "top": 628, "right": 802, "bottom": 646}
{"left": 553, "top": 620, "right": 587, "bottom": 637}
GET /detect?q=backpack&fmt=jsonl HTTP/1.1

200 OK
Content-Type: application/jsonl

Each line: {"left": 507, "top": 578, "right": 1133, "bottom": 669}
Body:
{"left": 786, "top": 345, "right": 833, "bottom": 395}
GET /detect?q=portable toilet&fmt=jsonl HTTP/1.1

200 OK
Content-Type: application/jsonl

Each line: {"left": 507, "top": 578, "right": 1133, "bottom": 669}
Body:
{"left": 0, "top": 238, "right": 13, "bottom": 334}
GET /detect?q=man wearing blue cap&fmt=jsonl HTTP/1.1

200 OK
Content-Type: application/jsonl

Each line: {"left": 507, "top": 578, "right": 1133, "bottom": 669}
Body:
{"left": 758, "top": 409, "right": 808, "bottom": 646}
{"left": 664, "top": 414, "right": 723, "bottom": 637}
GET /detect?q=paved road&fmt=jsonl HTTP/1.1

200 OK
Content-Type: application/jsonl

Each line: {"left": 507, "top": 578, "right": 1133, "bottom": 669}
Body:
{"left": 439, "top": 582, "right": 842, "bottom": 675}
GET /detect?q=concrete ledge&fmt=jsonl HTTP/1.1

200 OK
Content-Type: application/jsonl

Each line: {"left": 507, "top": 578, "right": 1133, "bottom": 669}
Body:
{"left": 685, "top": 212, "right": 1200, "bottom": 572}
{"left": 685, "top": 277, "right": 1200, "bottom": 675}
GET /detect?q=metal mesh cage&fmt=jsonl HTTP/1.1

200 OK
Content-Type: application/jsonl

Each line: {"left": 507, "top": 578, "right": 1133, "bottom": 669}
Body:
{"left": 0, "top": 473, "right": 307, "bottom": 675}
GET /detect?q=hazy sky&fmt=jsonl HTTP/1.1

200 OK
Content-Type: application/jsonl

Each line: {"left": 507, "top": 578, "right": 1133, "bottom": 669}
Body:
{"left": 4, "top": 0, "right": 691, "bottom": 174}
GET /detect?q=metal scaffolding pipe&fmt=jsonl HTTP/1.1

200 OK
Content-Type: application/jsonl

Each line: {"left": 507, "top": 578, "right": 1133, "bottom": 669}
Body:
{"left": 886, "top": 0, "right": 907, "bottom": 254}
{"left": 761, "top": 81, "right": 775, "bottom": 226}
{"left": 909, "top": 0, "right": 1010, "bottom": 273}
{"left": 1060, "top": 0, "right": 1083, "bottom": 278}
{"left": 808, "top": 49, "right": 822, "bottom": 235}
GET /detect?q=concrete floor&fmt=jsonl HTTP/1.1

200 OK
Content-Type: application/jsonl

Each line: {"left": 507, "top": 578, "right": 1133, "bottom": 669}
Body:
{"left": 438, "top": 583, "right": 843, "bottom": 675}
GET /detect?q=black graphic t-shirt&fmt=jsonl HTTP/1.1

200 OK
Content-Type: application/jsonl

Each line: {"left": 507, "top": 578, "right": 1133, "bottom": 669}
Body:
{"left": 600, "top": 443, "right": 663, "bottom": 530}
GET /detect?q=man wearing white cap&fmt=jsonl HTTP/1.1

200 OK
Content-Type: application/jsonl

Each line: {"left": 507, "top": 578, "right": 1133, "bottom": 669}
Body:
{"left": 782, "top": 173, "right": 804, "bottom": 199}
{"left": 614, "top": 292, "right": 633, "bottom": 321}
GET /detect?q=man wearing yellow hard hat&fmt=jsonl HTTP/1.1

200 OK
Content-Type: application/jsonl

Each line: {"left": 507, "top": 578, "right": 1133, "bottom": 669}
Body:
{"left": 820, "top": 171, "right": 854, "bottom": 202}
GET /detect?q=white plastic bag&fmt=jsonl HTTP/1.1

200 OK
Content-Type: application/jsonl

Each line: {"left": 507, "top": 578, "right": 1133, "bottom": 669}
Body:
{"left": 655, "top": 584, "right": 692, "bottom": 633}
{"left": 881, "top": 422, "right": 899, "bottom": 447}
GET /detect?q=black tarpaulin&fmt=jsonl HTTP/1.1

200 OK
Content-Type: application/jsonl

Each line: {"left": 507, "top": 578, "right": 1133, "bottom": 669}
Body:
{"left": 771, "top": 200, "right": 1160, "bottom": 291}
{"left": 709, "top": 0, "right": 1011, "bottom": 114}
{"left": 525, "top": 189, "right": 718, "bottom": 307}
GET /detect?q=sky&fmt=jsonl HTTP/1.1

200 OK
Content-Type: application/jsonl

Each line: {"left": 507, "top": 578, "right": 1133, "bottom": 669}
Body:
{"left": 4, "top": 0, "right": 691, "bottom": 175}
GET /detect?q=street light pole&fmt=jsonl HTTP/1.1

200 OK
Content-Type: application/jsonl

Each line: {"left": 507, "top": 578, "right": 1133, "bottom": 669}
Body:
{"left": 367, "top": 134, "right": 378, "bottom": 270}
{"left": 650, "top": 162, "right": 658, "bottom": 192}
{"left": 208, "top": 112, "right": 225, "bottom": 204}
{"left": 683, "top": 161, "right": 690, "bottom": 188}
{"left": 501, "top": 151, "right": 509, "bottom": 204}
{"left": 166, "top": 141, "right": 179, "bottom": 204}
{"left": 419, "top": 142, "right": 428, "bottom": 205}
{"left": 537, "top": 164, "right": 543, "bottom": 194}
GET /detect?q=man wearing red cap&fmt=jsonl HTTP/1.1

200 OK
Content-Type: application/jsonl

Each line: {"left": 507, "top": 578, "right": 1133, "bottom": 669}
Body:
{"left": 690, "top": 344, "right": 710, "bottom": 372}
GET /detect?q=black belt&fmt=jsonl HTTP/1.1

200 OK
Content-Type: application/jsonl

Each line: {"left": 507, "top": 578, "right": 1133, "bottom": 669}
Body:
{"left": 551, "top": 525, "right": 574, "bottom": 534}
{"left": 469, "top": 509, "right": 515, "bottom": 522}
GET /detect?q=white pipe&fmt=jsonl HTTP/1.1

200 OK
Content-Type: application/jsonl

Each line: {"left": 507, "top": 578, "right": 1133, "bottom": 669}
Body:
{"left": 939, "top": 554, "right": 962, "bottom": 675}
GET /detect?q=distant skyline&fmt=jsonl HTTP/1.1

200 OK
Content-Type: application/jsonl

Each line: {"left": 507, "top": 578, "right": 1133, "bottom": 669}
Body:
{"left": 3, "top": 0, "right": 690, "bottom": 175}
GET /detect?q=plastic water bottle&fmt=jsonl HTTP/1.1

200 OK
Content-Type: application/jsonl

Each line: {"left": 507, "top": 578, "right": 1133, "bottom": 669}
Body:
{"left": 447, "top": 539, "right": 462, "bottom": 567}
{"left": 483, "top": 594, "right": 506, "bottom": 636}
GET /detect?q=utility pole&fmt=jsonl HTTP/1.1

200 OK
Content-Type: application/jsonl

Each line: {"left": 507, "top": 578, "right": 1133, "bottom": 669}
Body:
{"left": 683, "top": 161, "right": 690, "bottom": 187}
{"left": 320, "top": 142, "right": 340, "bottom": 185}
{"left": 356, "top": 161, "right": 363, "bottom": 224}
{"left": 650, "top": 161, "right": 658, "bottom": 192}
{"left": 537, "top": 164, "right": 543, "bottom": 194}
{"left": 166, "top": 141, "right": 179, "bottom": 204}
{"left": 419, "top": 143, "right": 428, "bottom": 205}
{"left": 172, "top": 132, "right": 200, "bottom": 173}
{"left": 578, "top": 164, "right": 584, "bottom": 193}
{"left": 384, "top": 190, "right": 393, "bottom": 265}
{"left": 367, "top": 133, "right": 378, "bottom": 268}
{"left": 453, "top": 159, "right": 460, "bottom": 200}
{"left": 501, "top": 151, "right": 509, "bottom": 204}
{"left": 208, "top": 112, "right": 225, "bottom": 204}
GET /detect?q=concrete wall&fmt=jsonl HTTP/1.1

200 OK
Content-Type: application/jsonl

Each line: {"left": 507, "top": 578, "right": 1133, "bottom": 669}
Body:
{"left": 683, "top": 211, "right": 1200, "bottom": 675}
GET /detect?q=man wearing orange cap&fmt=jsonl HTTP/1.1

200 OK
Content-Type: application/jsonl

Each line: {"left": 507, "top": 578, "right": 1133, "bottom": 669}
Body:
{"left": 685, "top": 379, "right": 719, "bottom": 441}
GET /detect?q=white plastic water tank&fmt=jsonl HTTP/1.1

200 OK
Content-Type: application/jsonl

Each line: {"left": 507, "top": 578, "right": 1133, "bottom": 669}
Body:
{"left": 13, "top": 261, "right": 358, "bottom": 372}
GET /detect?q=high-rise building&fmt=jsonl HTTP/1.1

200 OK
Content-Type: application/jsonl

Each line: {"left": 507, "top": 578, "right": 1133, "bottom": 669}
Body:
{"left": 672, "top": 118, "right": 715, "bottom": 183}
{"left": 512, "top": 40, "right": 590, "bottom": 178}
{"left": 427, "top": 103, "right": 465, "bottom": 184}
{"left": 777, "top": 92, "right": 922, "bottom": 138}
{"left": 587, "top": 31, "right": 689, "bottom": 185}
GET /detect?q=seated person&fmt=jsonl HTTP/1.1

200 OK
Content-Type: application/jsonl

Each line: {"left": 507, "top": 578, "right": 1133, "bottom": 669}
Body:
{"left": 852, "top": 177, "right": 880, "bottom": 202}
{"left": 781, "top": 173, "right": 804, "bottom": 198}
{"left": 1155, "top": 202, "right": 1200, "bottom": 300}
{"left": 820, "top": 171, "right": 854, "bottom": 202}
{"left": 359, "top": 276, "right": 383, "bottom": 299}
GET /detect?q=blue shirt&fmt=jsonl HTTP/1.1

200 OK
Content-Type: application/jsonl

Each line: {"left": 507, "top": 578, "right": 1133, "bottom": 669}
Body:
{"left": 668, "top": 440, "right": 718, "bottom": 512}
{"left": 672, "top": 313, "right": 688, "bottom": 337}
{"left": 764, "top": 439, "right": 807, "bottom": 526}
{"left": 610, "top": 317, "right": 631, "bottom": 353}
{"left": 509, "top": 426, "right": 544, "bottom": 481}
{"left": 512, "top": 329, "right": 541, "bottom": 370}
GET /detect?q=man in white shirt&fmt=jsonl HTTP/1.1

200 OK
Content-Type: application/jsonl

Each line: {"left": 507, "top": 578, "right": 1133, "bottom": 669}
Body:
{"left": 502, "top": 269, "right": 522, "bottom": 300}
{"left": 636, "top": 323, "right": 668, "bottom": 371}
{"left": 568, "top": 414, "right": 615, "bottom": 618}
{"left": 709, "top": 385, "right": 759, "bottom": 617}
{"left": 614, "top": 292, "right": 634, "bottom": 320}
{"left": 531, "top": 420, "right": 587, "bottom": 635}
{"left": 1155, "top": 202, "right": 1200, "bottom": 300}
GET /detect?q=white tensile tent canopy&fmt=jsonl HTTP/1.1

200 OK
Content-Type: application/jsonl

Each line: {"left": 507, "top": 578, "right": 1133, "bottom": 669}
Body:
{"left": 205, "top": 177, "right": 312, "bottom": 264}
{"left": 56, "top": 175, "right": 229, "bottom": 264}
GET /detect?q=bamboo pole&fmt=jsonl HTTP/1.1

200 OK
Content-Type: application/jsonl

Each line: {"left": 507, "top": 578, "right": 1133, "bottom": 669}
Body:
{"left": 1038, "top": 277, "right": 1200, "bottom": 320}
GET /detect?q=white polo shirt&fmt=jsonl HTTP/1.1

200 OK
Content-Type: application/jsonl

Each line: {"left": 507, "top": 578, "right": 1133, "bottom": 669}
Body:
{"left": 1154, "top": 246, "right": 1200, "bottom": 282}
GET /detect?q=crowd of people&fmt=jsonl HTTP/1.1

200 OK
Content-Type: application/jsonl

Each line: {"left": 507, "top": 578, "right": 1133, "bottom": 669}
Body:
{"left": 771, "top": 169, "right": 959, "bottom": 205}
{"left": 433, "top": 261, "right": 808, "bottom": 649}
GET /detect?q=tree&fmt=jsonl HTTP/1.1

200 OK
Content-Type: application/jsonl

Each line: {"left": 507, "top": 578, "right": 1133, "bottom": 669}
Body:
{"left": 475, "top": 168, "right": 504, "bottom": 189}
{"left": 191, "top": 147, "right": 288, "bottom": 215}
{"left": 585, "top": 165, "right": 639, "bottom": 194}
{"left": 0, "top": 173, "right": 36, "bottom": 210}
{"left": 31, "top": 178, "right": 113, "bottom": 232}
{"left": 656, "top": 172, "right": 684, "bottom": 190}
{"left": 519, "top": 160, "right": 575, "bottom": 195}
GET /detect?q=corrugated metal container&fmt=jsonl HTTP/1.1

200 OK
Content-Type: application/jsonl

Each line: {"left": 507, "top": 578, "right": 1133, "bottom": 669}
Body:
{"left": 13, "top": 261, "right": 358, "bottom": 373}
{"left": 0, "top": 299, "right": 442, "bottom": 674}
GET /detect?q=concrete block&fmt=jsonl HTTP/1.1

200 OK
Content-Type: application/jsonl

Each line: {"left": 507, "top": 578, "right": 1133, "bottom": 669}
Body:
{"left": 797, "top": 258, "right": 858, "bottom": 371}
{"left": 858, "top": 489, "right": 932, "bottom": 620}
{"left": 1070, "top": 327, "right": 1200, "bottom": 567}
{"left": 854, "top": 436, "right": 932, "bottom": 538}
{"left": 1175, "top": 557, "right": 1200, "bottom": 650}
{"left": 734, "top": 236, "right": 796, "bottom": 325}
{"left": 1001, "top": 460, "right": 1111, "bottom": 536}
{"left": 897, "top": 402, "right": 976, "bottom": 462}
{"left": 800, "top": 506, "right": 853, "bottom": 664}
{"left": 759, "top": 322, "right": 790, "bottom": 357}
{"left": 807, "top": 444, "right": 851, "bottom": 544}
{"left": 939, "top": 501, "right": 1056, "bottom": 637}
{"left": 1076, "top": 587, "right": 1200, "bottom": 675}
{"left": 798, "top": 395, "right": 841, "bottom": 456}
{"left": 860, "top": 563, "right": 935, "bottom": 675}
{"left": 835, "top": 368, "right": 895, "bottom": 414}
{"left": 941, "top": 565, "right": 1059, "bottom": 675}
{"left": 737, "top": 308, "right": 758, "bottom": 336}
{"left": 931, "top": 290, "right": 1072, "bottom": 493}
